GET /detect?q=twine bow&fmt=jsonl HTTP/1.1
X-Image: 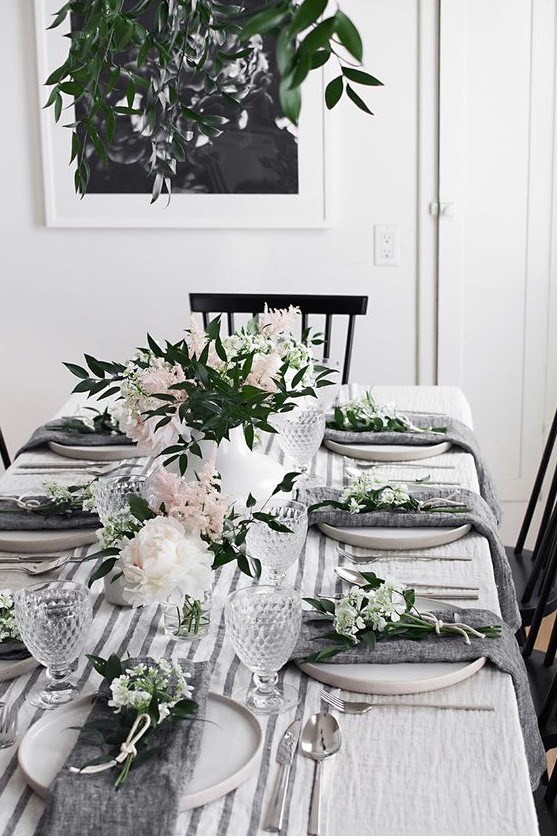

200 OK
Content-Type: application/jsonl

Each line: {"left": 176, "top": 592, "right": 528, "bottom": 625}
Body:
{"left": 419, "top": 611, "right": 487, "bottom": 645}
{"left": 69, "top": 713, "right": 151, "bottom": 776}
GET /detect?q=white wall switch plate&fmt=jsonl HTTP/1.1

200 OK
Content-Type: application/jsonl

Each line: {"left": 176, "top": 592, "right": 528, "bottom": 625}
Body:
{"left": 374, "top": 225, "right": 401, "bottom": 266}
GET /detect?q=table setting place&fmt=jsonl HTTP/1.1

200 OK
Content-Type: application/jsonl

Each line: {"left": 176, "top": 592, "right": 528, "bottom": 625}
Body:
{"left": 0, "top": 312, "right": 545, "bottom": 836}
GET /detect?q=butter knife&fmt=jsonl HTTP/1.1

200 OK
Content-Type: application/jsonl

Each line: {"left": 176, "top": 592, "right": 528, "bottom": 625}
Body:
{"left": 263, "top": 718, "right": 301, "bottom": 832}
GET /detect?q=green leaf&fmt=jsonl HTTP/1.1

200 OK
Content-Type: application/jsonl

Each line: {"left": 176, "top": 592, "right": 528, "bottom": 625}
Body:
{"left": 105, "top": 654, "right": 123, "bottom": 684}
{"left": 325, "top": 75, "right": 344, "bottom": 109}
{"left": 271, "top": 471, "right": 301, "bottom": 495}
{"left": 345, "top": 84, "right": 373, "bottom": 115}
{"left": 290, "top": 0, "right": 328, "bottom": 34}
{"left": 335, "top": 11, "right": 363, "bottom": 62}
{"left": 128, "top": 494, "right": 155, "bottom": 522}
{"left": 342, "top": 67, "right": 383, "bottom": 86}
{"left": 300, "top": 17, "right": 336, "bottom": 55}
{"left": 88, "top": 557, "right": 118, "bottom": 587}
{"left": 310, "top": 49, "right": 331, "bottom": 69}
{"left": 63, "top": 362, "right": 90, "bottom": 379}
{"left": 243, "top": 423, "right": 255, "bottom": 449}
{"left": 246, "top": 492, "right": 257, "bottom": 508}
{"left": 279, "top": 78, "right": 302, "bottom": 125}
{"left": 86, "top": 653, "right": 107, "bottom": 677}
{"left": 239, "top": 7, "right": 288, "bottom": 42}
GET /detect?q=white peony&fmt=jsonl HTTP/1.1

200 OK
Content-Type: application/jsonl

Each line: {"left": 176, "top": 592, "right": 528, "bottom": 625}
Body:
{"left": 119, "top": 516, "right": 213, "bottom": 606}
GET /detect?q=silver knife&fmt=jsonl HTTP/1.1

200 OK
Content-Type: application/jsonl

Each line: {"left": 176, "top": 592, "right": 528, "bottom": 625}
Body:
{"left": 263, "top": 718, "right": 301, "bottom": 832}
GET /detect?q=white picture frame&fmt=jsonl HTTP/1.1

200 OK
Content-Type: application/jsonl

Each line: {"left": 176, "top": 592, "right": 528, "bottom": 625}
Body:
{"left": 34, "top": 0, "right": 327, "bottom": 229}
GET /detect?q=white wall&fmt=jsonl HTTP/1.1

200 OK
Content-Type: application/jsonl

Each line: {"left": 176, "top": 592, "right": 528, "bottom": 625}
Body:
{"left": 1, "top": 0, "right": 420, "bottom": 454}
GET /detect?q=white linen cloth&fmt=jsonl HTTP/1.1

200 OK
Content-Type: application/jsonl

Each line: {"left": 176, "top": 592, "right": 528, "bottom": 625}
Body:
{"left": 0, "top": 386, "right": 539, "bottom": 836}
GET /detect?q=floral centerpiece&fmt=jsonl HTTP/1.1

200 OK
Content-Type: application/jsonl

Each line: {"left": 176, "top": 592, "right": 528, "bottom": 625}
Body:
{"left": 327, "top": 390, "right": 446, "bottom": 434}
{"left": 89, "top": 458, "right": 298, "bottom": 637}
{"left": 67, "top": 306, "right": 332, "bottom": 475}
{"left": 71, "top": 654, "right": 198, "bottom": 789}
{"left": 304, "top": 572, "right": 501, "bottom": 661}
{"left": 310, "top": 472, "right": 469, "bottom": 516}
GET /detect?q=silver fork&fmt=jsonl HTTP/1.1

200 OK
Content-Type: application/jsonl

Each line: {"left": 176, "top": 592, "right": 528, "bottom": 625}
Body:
{"left": 0, "top": 702, "right": 18, "bottom": 748}
{"left": 347, "top": 460, "right": 456, "bottom": 471}
{"left": 336, "top": 546, "right": 472, "bottom": 563}
{"left": 320, "top": 689, "right": 494, "bottom": 713}
{"left": 15, "top": 460, "right": 143, "bottom": 477}
{"left": 0, "top": 555, "right": 71, "bottom": 575}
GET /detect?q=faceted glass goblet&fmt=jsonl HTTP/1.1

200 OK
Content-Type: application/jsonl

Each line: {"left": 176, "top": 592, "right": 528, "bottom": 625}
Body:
{"left": 15, "top": 581, "right": 93, "bottom": 709}
{"left": 225, "top": 585, "right": 302, "bottom": 714}
{"left": 274, "top": 407, "right": 326, "bottom": 481}
{"left": 246, "top": 499, "right": 308, "bottom": 584}
{"left": 93, "top": 476, "right": 146, "bottom": 524}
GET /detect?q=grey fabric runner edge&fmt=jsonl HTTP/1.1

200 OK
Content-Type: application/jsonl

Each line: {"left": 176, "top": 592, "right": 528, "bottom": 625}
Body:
{"left": 36, "top": 658, "right": 211, "bottom": 836}
{"left": 0, "top": 497, "right": 99, "bottom": 531}
{"left": 292, "top": 609, "right": 545, "bottom": 790}
{"left": 16, "top": 419, "right": 135, "bottom": 457}
{"left": 0, "top": 639, "right": 31, "bottom": 661}
{"left": 324, "top": 412, "right": 502, "bottom": 524}
{"left": 301, "top": 485, "right": 521, "bottom": 632}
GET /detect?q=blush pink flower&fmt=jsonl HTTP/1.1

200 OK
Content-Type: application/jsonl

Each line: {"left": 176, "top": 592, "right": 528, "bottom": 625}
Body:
{"left": 258, "top": 305, "right": 300, "bottom": 339}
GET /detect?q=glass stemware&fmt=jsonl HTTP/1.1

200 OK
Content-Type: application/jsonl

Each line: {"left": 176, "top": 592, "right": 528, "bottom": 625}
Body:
{"left": 246, "top": 499, "right": 307, "bottom": 584}
{"left": 225, "top": 585, "right": 302, "bottom": 714}
{"left": 93, "top": 476, "right": 146, "bottom": 524}
{"left": 274, "top": 406, "right": 326, "bottom": 483}
{"left": 15, "top": 581, "right": 93, "bottom": 709}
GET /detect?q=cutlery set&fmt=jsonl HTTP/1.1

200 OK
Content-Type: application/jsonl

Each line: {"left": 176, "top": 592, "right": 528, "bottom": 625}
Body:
{"left": 336, "top": 545, "right": 472, "bottom": 564}
{"left": 12, "top": 460, "right": 143, "bottom": 478}
{"left": 334, "top": 566, "right": 480, "bottom": 601}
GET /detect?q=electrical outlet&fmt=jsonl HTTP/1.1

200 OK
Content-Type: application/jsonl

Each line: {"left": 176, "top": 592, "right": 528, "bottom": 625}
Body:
{"left": 374, "top": 225, "right": 401, "bottom": 266}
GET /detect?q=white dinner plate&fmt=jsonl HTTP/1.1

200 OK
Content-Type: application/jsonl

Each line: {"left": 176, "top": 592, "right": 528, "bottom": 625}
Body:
{"left": 318, "top": 522, "right": 471, "bottom": 550}
{"left": 48, "top": 441, "right": 141, "bottom": 461}
{"left": 323, "top": 439, "right": 452, "bottom": 461}
{"left": 299, "top": 598, "right": 486, "bottom": 694}
{"left": 0, "top": 655, "right": 39, "bottom": 683}
{"left": 18, "top": 691, "right": 262, "bottom": 807}
{"left": 0, "top": 528, "right": 99, "bottom": 554}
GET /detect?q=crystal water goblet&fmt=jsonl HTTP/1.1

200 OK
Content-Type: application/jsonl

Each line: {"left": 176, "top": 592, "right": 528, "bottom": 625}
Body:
{"left": 274, "top": 407, "right": 326, "bottom": 483}
{"left": 225, "top": 585, "right": 302, "bottom": 714}
{"left": 93, "top": 476, "right": 146, "bottom": 524}
{"left": 15, "top": 581, "right": 93, "bottom": 709}
{"left": 246, "top": 499, "right": 308, "bottom": 584}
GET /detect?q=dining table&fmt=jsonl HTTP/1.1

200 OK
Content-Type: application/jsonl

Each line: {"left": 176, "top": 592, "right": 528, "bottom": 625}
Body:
{"left": 0, "top": 384, "right": 541, "bottom": 836}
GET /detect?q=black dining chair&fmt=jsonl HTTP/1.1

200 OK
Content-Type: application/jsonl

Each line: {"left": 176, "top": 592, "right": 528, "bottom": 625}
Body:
{"left": 0, "top": 424, "right": 10, "bottom": 470}
{"left": 188, "top": 293, "right": 369, "bottom": 384}
{"left": 507, "top": 405, "right": 557, "bottom": 643}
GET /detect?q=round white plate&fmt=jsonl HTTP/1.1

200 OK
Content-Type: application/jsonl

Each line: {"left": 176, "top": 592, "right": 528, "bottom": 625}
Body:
{"left": 318, "top": 522, "right": 471, "bottom": 550}
{"left": 48, "top": 441, "right": 141, "bottom": 461}
{"left": 299, "top": 598, "right": 486, "bottom": 694}
{"left": 0, "top": 655, "right": 39, "bottom": 683}
{"left": 0, "top": 528, "right": 98, "bottom": 554}
{"left": 323, "top": 439, "right": 452, "bottom": 461}
{"left": 18, "top": 691, "right": 262, "bottom": 807}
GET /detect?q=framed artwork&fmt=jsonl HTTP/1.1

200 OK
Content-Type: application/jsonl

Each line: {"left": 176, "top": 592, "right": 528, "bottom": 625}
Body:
{"left": 34, "top": 0, "right": 327, "bottom": 228}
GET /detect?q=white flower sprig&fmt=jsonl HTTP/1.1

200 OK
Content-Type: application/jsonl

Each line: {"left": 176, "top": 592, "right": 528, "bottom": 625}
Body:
{"left": 311, "top": 472, "right": 469, "bottom": 516}
{"left": 0, "top": 481, "right": 96, "bottom": 517}
{"left": 329, "top": 390, "right": 446, "bottom": 434}
{"left": 0, "top": 590, "right": 21, "bottom": 643}
{"left": 304, "top": 573, "right": 501, "bottom": 661}
{"left": 71, "top": 655, "right": 198, "bottom": 790}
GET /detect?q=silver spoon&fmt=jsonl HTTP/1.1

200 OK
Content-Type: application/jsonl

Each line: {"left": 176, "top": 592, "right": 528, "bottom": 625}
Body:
{"left": 334, "top": 565, "right": 479, "bottom": 594}
{"left": 301, "top": 712, "right": 342, "bottom": 835}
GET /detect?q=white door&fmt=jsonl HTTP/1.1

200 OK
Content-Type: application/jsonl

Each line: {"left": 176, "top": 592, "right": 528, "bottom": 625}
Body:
{"left": 433, "top": 0, "right": 556, "bottom": 541}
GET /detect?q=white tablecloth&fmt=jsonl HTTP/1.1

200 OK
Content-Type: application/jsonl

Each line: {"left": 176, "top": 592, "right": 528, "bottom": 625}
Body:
{"left": 0, "top": 386, "right": 539, "bottom": 836}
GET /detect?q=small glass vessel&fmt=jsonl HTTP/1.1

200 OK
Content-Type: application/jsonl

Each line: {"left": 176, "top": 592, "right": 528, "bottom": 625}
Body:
{"left": 163, "top": 587, "right": 212, "bottom": 641}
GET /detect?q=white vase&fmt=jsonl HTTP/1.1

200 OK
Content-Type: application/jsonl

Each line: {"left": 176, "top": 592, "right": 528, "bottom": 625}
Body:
{"left": 103, "top": 567, "right": 133, "bottom": 607}
{"left": 214, "top": 427, "right": 287, "bottom": 504}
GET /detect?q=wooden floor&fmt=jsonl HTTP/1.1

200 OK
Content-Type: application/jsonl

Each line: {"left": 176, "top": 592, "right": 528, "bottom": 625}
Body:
{"left": 535, "top": 614, "right": 556, "bottom": 773}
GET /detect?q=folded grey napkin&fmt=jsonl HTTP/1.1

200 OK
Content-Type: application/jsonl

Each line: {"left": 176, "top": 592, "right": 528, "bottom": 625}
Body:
{"left": 302, "top": 485, "right": 521, "bottom": 631}
{"left": 293, "top": 609, "right": 545, "bottom": 789}
{"left": 0, "top": 497, "right": 99, "bottom": 531}
{"left": 324, "top": 412, "right": 502, "bottom": 524}
{"left": 16, "top": 419, "right": 134, "bottom": 457}
{"left": 0, "top": 639, "right": 30, "bottom": 661}
{"left": 37, "top": 659, "right": 211, "bottom": 836}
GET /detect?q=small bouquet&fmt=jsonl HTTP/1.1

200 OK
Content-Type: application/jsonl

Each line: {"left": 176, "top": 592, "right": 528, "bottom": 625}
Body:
{"left": 71, "top": 655, "right": 198, "bottom": 789}
{"left": 0, "top": 590, "right": 21, "bottom": 643}
{"left": 328, "top": 390, "right": 446, "bottom": 434}
{"left": 47, "top": 407, "right": 123, "bottom": 436}
{"left": 0, "top": 481, "right": 96, "bottom": 517}
{"left": 304, "top": 572, "right": 501, "bottom": 661}
{"left": 310, "top": 472, "right": 469, "bottom": 516}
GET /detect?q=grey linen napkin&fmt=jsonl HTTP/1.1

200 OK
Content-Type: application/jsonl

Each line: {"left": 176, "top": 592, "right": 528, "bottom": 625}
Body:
{"left": 16, "top": 419, "right": 135, "bottom": 457}
{"left": 0, "top": 497, "right": 99, "bottom": 530}
{"left": 36, "top": 659, "right": 211, "bottom": 836}
{"left": 293, "top": 609, "right": 546, "bottom": 790}
{"left": 302, "top": 485, "right": 521, "bottom": 631}
{"left": 324, "top": 412, "right": 502, "bottom": 524}
{"left": 0, "top": 639, "right": 30, "bottom": 660}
